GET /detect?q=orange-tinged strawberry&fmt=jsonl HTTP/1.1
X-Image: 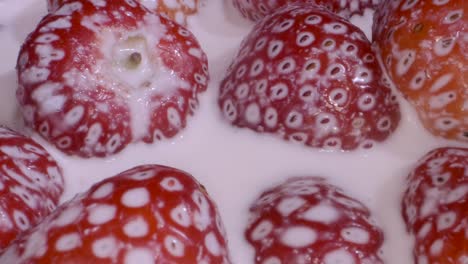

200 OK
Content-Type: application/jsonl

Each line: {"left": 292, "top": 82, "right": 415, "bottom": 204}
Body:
{"left": 373, "top": 0, "right": 467, "bottom": 142}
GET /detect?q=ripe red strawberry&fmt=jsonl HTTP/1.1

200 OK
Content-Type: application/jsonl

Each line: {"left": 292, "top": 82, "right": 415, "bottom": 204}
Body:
{"left": 0, "top": 164, "right": 231, "bottom": 263}
{"left": 373, "top": 0, "right": 467, "bottom": 142}
{"left": 0, "top": 126, "right": 64, "bottom": 250}
{"left": 47, "top": 0, "right": 199, "bottom": 26}
{"left": 232, "top": 0, "right": 380, "bottom": 21}
{"left": 17, "top": 0, "right": 209, "bottom": 157}
{"left": 246, "top": 177, "right": 384, "bottom": 263}
{"left": 402, "top": 147, "right": 468, "bottom": 264}
{"left": 219, "top": 3, "right": 400, "bottom": 151}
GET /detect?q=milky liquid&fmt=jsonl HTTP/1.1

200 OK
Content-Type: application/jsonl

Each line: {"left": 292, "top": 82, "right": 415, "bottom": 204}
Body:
{"left": 0, "top": 0, "right": 465, "bottom": 263}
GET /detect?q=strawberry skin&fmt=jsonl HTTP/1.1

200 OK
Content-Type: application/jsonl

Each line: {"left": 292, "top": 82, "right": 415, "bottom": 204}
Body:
{"left": 47, "top": 0, "right": 199, "bottom": 26}
{"left": 402, "top": 147, "right": 468, "bottom": 264}
{"left": 246, "top": 177, "right": 384, "bottom": 263}
{"left": 219, "top": 3, "right": 400, "bottom": 151}
{"left": 373, "top": 0, "right": 467, "bottom": 142}
{"left": 17, "top": 0, "right": 209, "bottom": 157}
{"left": 0, "top": 164, "right": 231, "bottom": 263}
{"left": 0, "top": 126, "right": 64, "bottom": 250}
{"left": 232, "top": 0, "right": 381, "bottom": 21}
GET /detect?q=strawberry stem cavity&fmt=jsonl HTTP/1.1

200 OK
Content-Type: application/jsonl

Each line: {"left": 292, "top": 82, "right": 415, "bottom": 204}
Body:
{"left": 127, "top": 52, "right": 142, "bottom": 69}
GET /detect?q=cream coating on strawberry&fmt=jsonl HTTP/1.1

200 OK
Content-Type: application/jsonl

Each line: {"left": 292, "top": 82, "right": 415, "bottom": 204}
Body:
{"left": 0, "top": 126, "right": 64, "bottom": 250}
{"left": 47, "top": 0, "right": 199, "bottom": 26}
{"left": 232, "top": 0, "right": 381, "bottom": 21}
{"left": 219, "top": 3, "right": 400, "bottom": 151}
{"left": 246, "top": 177, "right": 384, "bottom": 264}
{"left": 17, "top": 0, "right": 209, "bottom": 157}
{"left": 0, "top": 164, "right": 231, "bottom": 263}
{"left": 373, "top": 0, "right": 467, "bottom": 142}
{"left": 402, "top": 147, "right": 468, "bottom": 264}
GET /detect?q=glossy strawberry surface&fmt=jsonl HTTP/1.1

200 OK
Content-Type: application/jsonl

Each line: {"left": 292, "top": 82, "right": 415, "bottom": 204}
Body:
{"left": 373, "top": 0, "right": 467, "bottom": 142}
{"left": 0, "top": 164, "right": 231, "bottom": 263}
{"left": 246, "top": 177, "right": 384, "bottom": 263}
{"left": 219, "top": 3, "right": 400, "bottom": 151}
{"left": 402, "top": 147, "right": 468, "bottom": 264}
{"left": 17, "top": 0, "right": 209, "bottom": 157}
{"left": 0, "top": 126, "right": 64, "bottom": 250}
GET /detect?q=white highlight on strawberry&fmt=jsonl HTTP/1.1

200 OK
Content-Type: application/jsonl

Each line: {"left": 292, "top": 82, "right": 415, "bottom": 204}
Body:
{"left": 0, "top": 145, "right": 38, "bottom": 160}
{"left": 429, "top": 73, "right": 454, "bottom": 93}
{"left": 341, "top": 227, "right": 370, "bottom": 244}
{"left": 92, "top": 236, "right": 118, "bottom": 258}
{"left": 53, "top": 205, "right": 83, "bottom": 227}
{"left": 31, "top": 82, "right": 66, "bottom": 116}
{"left": 0, "top": 209, "right": 13, "bottom": 229}
{"left": 192, "top": 190, "right": 211, "bottom": 231}
{"left": 55, "top": 233, "right": 82, "bottom": 252}
{"left": 39, "top": 17, "right": 72, "bottom": 32}
{"left": 280, "top": 226, "right": 317, "bottom": 247}
{"left": 124, "top": 217, "right": 149, "bottom": 237}
{"left": 205, "top": 232, "right": 222, "bottom": 256}
{"left": 121, "top": 187, "right": 150, "bottom": 208}
{"left": 13, "top": 210, "right": 30, "bottom": 231}
{"left": 429, "top": 91, "right": 457, "bottom": 110}
{"left": 436, "top": 211, "right": 457, "bottom": 231}
{"left": 87, "top": 204, "right": 117, "bottom": 225}
{"left": 250, "top": 220, "right": 274, "bottom": 241}
{"left": 160, "top": 177, "right": 184, "bottom": 191}
{"left": 20, "top": 67, "right": 50, "bottom": 84}
{"left": 276, "top": 197, "right": 306, "bottom": 217}
{"left": 171, "top": 204, "right": 191, "bottom": 227}
{"left": 300, "top": 203, "right": 340, "bottom": 224}
{"left": 55, "top": 2, "right": 84, "bottom": 16}
{"left": 323, "top": 249, "right": 355, "bottom": 264}
{"left": 124, "top": 248, "right": 154, "bottom": 264}
{"left": 164, "top": 235, "right": 185, "bottom": 257}
{"left": 91, "top": 182, "right": 114, "bottom": 199}
{"left": 396, "top": 50, "right": 416, "bottom": 76}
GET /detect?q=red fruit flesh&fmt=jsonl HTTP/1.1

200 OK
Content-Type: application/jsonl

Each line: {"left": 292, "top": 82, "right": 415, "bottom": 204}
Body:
{"left": 402, "top": 147, "right": 468, "bottom": 264}
{"left": 373, "top": 0, "right": 467, "bottom": 142}
{"left": 219, "top": 3, "right": 400, "bottom": 151}
{"left": 0, "top": 164, "right": 231, "bottom": 263}
{"left": 246, "top": 177, "right": 384, "bottom": 263}
{"left": 17, "top": 0, "right": 208, "bottom": 157}
{"left": 0, "top": 126, "right": 64, "bottom": 250}
{"left": 232, "top": 0, "right": 380, "bottom": 21}
{"left": 47, "top": 0, "right": 199, "bottom": 26}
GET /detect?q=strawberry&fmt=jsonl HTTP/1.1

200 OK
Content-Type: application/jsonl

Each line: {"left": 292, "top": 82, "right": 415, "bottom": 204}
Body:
{"left": 232, "top": 0, "right": 381, "bottom": 21}
{"left": 402, "top": 147, "right": 468, "bottom": 264}
{"left": 0, "top": 126, "right": 64, "bottom": 250}
{"left": 47, "top": 0, "right": 199, "bottom": 26}
{"left": 219, "top": 3, "right": 400, "bottom": 151}
{"left": 245, "top": 177, "right": 384, "bottom": 263}
{"left": 373, "top": 0, "right": 467, "bottom": 142}
{"left": 0, "top": 164, "right": 231, "bottom": 263}
{"left": 17, "top": 0, "right": 209, "bottom": 157}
